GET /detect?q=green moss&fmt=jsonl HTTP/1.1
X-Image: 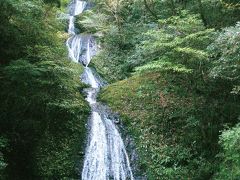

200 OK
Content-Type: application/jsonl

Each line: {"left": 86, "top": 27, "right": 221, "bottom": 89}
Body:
{"left": 100, "top": 71, "right": 213, "bottom": 179}
{"left": 214, "top": 123, "right": 240, "bottom": 179}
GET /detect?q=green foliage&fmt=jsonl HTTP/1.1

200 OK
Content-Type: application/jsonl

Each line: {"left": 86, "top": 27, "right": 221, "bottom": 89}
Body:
{"left": 0, "top": 137, "right": 7, "bottom": 179}
{"left": 85, "top": 0, "right": 240, "bottom": 81}
{"left": 0, "top": 0, "right": 89, "bottom": 179}
{"left": 91, "top": 20, "right": 149, "bottom": 81}
{"left": 76, "top": 10, "right": 109, "bottom": 34}
{"left": 90, "top": 0, "right": 240, "bottom": 179}
{"left": 221, "top": 0, "right": 240, "bottom": 9}
{"left": 43, "top": 0, "right": 61, "bottom": 7}
{"left": 135, "top": 58, "right": 192, "bottom": 74}
{"left": 0, "top": 58, "right": 89, "bottom": 179}
{"left": 209, "top": 22, "right": 240, "bottom": 94}
{"left": 100, "top": 72, "right": 215, "bottom": 179}
{"left": 0, "top": 0, "right": 63, "bottom": 63}
{"left": 132, "top": 12, "right": 215, "bottom": 75}
{"left": 214, "top": 122, "right": 240, "bottom": 179}
{"left": 185, "top": 0, "right": 240, "bottom": 28}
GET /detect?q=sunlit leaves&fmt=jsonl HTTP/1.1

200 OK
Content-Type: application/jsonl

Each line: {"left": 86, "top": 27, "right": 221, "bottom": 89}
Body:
{"left": 215, "top": 123, "right": 240, "bottom": 179}
{"left": 175, "top": 47, "right": 208, "bottom": 61}
{"left": 78, "top": 10, "right": 109, "bottom": 33}
{"left": 209, "top": 22, "right": 240, "bottom": 92}
{"left": 135, "top": 58, "right": 192, "bottom": 74}
{"left": 132, "top": 11, "right": 214, "bottom": 74}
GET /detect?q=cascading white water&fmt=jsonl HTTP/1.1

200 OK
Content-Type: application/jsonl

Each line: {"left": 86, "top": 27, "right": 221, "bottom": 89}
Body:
{"left": 74, "top": 0, "right": 87, "bottom": 15}
{"left": 86, "top": 39, "right": 91, "bottom": 66}
{"left": 68, "top": 16, "right": 76, "bottom": 34}
{"left": 67, "top": 35, "right": 82, "bottom": 62}
{"left": 83, "top": 67, "right": 99, "bottom": 88}
{"left": 66, "top": 1, "right": 134, "bottom": 179}
{"left": 82, "top": 112, "right": 108, "bottom": 180}
{"left": 67, "top": 0, "right": 87, "bottom": 62}
{"left": 68, "top": 0, "right": 86, "bottom": 34}
{"left": 104, "top": 117, "right": 134, "bottom": 180}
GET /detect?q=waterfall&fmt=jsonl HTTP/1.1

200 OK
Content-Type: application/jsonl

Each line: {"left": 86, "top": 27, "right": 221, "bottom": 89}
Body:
{"left": 66, "top": 1, "right": 134, "bottom": 179}
{"left": 68, "top": 16, "right": 75, "bottom": 34}
{"left": 66, "top": 35, "right": 82, "bottom": 63}
{"left": 86, "top": 39, "right": 91, "bottom": 66}
{"left": 83, "top": 67, "right": 99, "bottom": 89}
{"left": 74, "top": 0, "right": 87, "bottom": 15}
{"left": 82, "top": 112, "right": 108, "bottom": 180}
{"left": 68, "top": 0, "right": 86, "bottom": 34}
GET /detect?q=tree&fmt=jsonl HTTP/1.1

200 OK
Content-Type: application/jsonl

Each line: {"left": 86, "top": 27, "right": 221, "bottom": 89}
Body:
{"left": 0, "top": 0, "right": 61, "bottom": 63}
{"left": 215, "top": 122, "right": 240, "bottom": 179}
{"left": 209, "top": 22, "right": 240, "bottom": 94}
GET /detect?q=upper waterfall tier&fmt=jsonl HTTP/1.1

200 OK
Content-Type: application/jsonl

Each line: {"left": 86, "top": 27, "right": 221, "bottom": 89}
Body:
{"left": 68, "top": 0, "right": 87, "bottom": 34}
{"left": 67, "top": 35, "right": 97, "bottom": 64}
{"left": 69, "top": 0, "right": 87, "bottom": 16}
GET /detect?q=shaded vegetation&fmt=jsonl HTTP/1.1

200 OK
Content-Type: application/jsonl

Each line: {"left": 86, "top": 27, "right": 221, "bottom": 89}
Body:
{"left": 0, "top": 0, "right": 90, "bottom": 179}
{"left": 215, "top": 122, "right": 240, "bottom": 179}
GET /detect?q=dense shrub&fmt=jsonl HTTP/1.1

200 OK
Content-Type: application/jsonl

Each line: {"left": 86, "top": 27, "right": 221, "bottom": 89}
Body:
{"left": 215, "top": 122, "right": 240, "bottom": 179}
{"left": 0, "top": 0, "right": 90, "bottom": 179}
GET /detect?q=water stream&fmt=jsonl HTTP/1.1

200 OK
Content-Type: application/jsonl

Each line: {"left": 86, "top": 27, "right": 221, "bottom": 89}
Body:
{"left": 66, "top": 1, "right": 134, "bottom": 179}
